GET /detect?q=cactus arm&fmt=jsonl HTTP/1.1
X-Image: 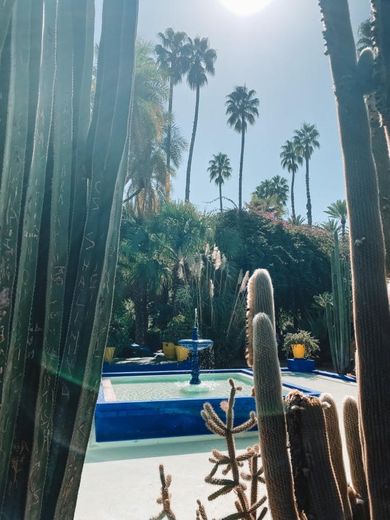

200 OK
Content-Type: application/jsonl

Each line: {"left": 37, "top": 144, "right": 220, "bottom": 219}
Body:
{"left": 253, "top": 313, "right": 299, "bottom": 520}
{"left": 0, "top": 0, "right": 15, "bottom": 56}
{"left": 367, "top": 94, "right": 390, "bottom": 274}
{"left": 0, "top": 0, "right": 34, "bottom": 392}
{"left": 343, "top": 397, "right": 368, "bottom": 502}
{"left": 65, "top": 0, "right": 95, "bottom": 312}
{"left": 22, "top": 1, "right": 73, "bottom": 516}
{"left": 40, "top": 3, "right": 139, "bottom": 515}
{"left": 0, "top": 0, "right": 49, "bottom": 513}
{"left": 320, "top": 393, "right": 352, "bottom": 519}
{"left": 319, "top": 1, "right": 390, "bottom": 515}
{"left": 299, "top": 396, "right": 344, "bottom": 519}
{"left": 54, "top": 140, "right": 133, "bottom": 520}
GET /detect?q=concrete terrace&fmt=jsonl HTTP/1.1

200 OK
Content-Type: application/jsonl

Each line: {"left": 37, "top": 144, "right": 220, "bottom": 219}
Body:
{"left": 75, "top": 371, "right": 358, "bottom": 520}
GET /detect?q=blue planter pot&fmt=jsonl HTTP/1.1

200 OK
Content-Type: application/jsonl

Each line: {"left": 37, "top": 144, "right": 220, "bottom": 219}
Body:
{"left": 287, "top": 358, "right": 315, "bottom": 372}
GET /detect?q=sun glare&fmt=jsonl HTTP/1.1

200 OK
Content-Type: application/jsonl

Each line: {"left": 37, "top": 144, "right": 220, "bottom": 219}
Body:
{"left": 219, "top": 0, "right": 274, "bottom": 16}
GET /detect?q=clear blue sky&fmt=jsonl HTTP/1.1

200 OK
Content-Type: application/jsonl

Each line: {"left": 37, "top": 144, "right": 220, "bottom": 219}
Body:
{"left": 96, "top": 0, "right": 371, "bottom": 223}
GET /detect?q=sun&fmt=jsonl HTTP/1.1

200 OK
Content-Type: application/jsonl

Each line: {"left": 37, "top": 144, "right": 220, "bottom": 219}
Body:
{"left": 219, "top": 0, "right": 274, "bottom": 16}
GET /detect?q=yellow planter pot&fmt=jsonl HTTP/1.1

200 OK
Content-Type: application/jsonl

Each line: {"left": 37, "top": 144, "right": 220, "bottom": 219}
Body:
{"left": 292, "top": 344, "right": 305, "bottom": 359}
{"left": 163, "top": 342, "right": 176, "bottom": 360}
{"left": 104, "top": 346, "right": 116, "bottom": 363}
{"left": 175, "top": 345, "right": 189, "bottom": 362}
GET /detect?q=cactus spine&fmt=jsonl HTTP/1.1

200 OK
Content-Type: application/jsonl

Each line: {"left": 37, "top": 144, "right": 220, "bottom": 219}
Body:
{"left": 0, "top": 1, "right": 138, "bottom": 517}
{"left": 325, "top": 232, "right": 352, "bottom": 374}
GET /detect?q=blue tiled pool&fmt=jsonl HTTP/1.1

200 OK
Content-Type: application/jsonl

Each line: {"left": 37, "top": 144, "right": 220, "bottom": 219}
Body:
{"left": 95, "top": 369, "right": 319, "bottom": 442}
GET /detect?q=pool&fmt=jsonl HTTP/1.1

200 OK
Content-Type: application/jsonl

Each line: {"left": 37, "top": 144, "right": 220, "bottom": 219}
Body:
{"left": 94, "top": 369, "right": 319, "bottom": 442}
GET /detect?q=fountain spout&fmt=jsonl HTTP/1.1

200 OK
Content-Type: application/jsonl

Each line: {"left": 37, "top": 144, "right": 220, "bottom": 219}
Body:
{"left": 178, "top": 310, "right": 213, "bottom": 385}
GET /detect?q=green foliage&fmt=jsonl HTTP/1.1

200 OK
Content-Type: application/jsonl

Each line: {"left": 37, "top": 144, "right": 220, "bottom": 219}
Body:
{"left": 282, "top": 330, "right": 320, "bottom": 358}
{"left": 127, "top": 41, "right": 186, "bottom": 212}
{"left": 250, "top": 175, "right": 289, "bottom": 218}
{"left": 215, "top": 210, "right": 332, "bottom": 328}
{"left": 325, "top": 200, "right": 347, "bottom": 237}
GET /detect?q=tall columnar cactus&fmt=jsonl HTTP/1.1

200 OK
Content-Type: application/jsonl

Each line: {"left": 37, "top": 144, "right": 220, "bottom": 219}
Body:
{"left": 325, "top": 232, "right": 352, "bottom": 374}
{"left": 252, "top": 310, "right": 299, "bottom": 520}
{"left": 319, "top": 0, "right": 390, "bottom": 516}
{"left": 0, "top": 1, "right": 138, "bottom": 518}
{"left": 246, "top": 268, "right": 275, "bottom": 367}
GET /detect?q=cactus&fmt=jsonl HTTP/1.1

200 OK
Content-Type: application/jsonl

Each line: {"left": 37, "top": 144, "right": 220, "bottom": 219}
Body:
{"left": 0, "top": 1, "right": 138, "bottom": 518}
{"left": 319, "top": 0, "right": 390, "bottom": 516}
{"left": 246, "top": 268, "right": 275, "bottom": 367}
{"left": 321, "top": 393, "right": 352, "bottom": 519}
{"left": 252, "top": 312, "right": 299, "bottom": 520}
{"left": 325, "top": 232, "right": 352, "bottom": 374}
{"left": 343, "top": 397, "right": 368, "bottom": 505}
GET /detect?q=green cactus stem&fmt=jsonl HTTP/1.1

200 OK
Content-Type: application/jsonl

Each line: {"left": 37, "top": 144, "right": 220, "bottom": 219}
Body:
{"left": 286, "top": 391, "right": 344, "bottom": 519}
{"left": 320, "top": 393, "right": 352, "bottom": 519}
{"left": 253, "top": 313, "right": 299, "bottom": 520}
{"left": 246, "top": 269, "right": 275, "bottom": 367}
{"left": 150, "top": 465, "right": 177, "bottom": 520}
{"left": 0, "top": 1, "right": 138, "bottom": 517}
{"left": 319, "top": 0, "right": 390, "bottom": 516}
{"left": 343, "top": 397, "right": 368, "bottom": 504}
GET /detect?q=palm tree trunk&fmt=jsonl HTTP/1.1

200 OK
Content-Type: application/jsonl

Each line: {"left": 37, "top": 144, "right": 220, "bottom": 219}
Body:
{"left": 185, "top": 85, "right": 200, "bottom": 202}
{"left": 165, "top": 78, "right": 173, "bottom": 199}
{"left": 290, "top": 171, "right": 296, "bottom": 221}
{"left": 219, "top": 182, "right": 223, "bottom": 212}
{"left": 239, "top": 129, "right": 246, "bottom": 211}
{"left": 305, "top": 156, "right": 312, "bottom": 226}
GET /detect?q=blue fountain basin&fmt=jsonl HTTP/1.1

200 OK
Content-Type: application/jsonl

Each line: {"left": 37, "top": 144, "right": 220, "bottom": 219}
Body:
{"left": 95, "top": 369, "right": 319, "bottom": 442}
{"left": 178, "top": 339, "right": 213, "bottom": 351}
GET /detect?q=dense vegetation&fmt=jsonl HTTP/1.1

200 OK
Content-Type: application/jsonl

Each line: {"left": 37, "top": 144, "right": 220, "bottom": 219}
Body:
{"left": 109, "top": 204, "right": 335, "bottom": 366}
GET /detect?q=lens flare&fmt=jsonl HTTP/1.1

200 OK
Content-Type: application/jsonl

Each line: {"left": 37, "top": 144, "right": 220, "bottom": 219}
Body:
{"left": 220, "top": 0, "right": 274, "bottom": 16}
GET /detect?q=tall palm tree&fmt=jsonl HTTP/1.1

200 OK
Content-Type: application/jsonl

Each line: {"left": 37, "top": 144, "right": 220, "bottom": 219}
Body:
{"left": 325, "top": 199, "right": 347, "bottom": 238}
{"left": 226, "top": 86, "right": 259, "bottom": 211}
{"left": 208, "top": 153, "right": 232, "bottom": 212}
{"left": 281, "top": 139, "right": 303, "bottom": 221}
{"left": 185, "top": 37, "right": 217, "bottom": 202}
{"left": 293, "top": 123, "right": 320, "bottom": 226}
{"left": 155, "top": 29, "right": 189, "bottom": 198}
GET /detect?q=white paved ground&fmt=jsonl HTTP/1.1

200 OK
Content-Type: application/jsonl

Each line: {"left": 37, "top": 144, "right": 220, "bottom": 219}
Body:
{"left": 75, "top": 372, "right": 357, "bottom": 520}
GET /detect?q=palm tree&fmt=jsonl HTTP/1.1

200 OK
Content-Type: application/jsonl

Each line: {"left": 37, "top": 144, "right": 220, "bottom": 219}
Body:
{"left": 321, "top": 219, "right": 341, "bottom": 235}
{"left": 325, "top": 199, "right": 347, "bottom": 238}
{"left": 357, "top": 19, "right": 372, "bottom": 52}
{"left": 253, "top": 175, "right": 289, "bottom": 207}
{"left": 288, "top": 214, "right": 305, "bottom": 226}
{"left": 185, "top": 37, "right": 217, "bottom": 202}
{"left": 155, "top": 29, "right": 189, "bottom": 197}
{"left": 208, "top": 153, "right": 232, "bottom": 212}
{"left": 293, "top": 123, "right": 320, "bottom": 226}
{"left": 226, "top": 86, "right": 259, "bottom": 211}
{"left": 281, "top": 139, "right": 303, "bottom": 221}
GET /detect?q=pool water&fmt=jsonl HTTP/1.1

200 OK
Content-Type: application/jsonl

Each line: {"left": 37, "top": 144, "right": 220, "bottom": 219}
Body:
{"left": 107, "top": 373, "right": 256, "bottom": 402}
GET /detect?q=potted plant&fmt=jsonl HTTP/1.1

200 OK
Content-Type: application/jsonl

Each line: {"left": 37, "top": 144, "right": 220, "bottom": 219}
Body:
{"left": 283, "top": 330, "right": 320, "bottom": 372}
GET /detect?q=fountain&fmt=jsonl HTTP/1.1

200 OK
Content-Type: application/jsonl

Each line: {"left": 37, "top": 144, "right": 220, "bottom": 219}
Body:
{"left": 177, "top": 309, "right": 213, "bottom": 390}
